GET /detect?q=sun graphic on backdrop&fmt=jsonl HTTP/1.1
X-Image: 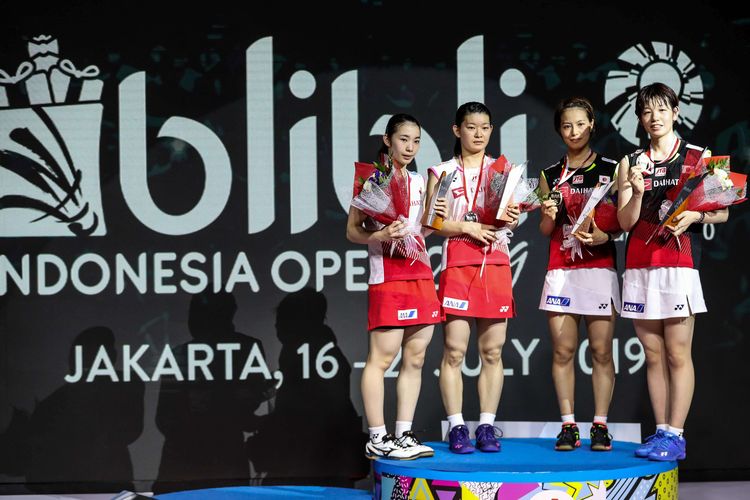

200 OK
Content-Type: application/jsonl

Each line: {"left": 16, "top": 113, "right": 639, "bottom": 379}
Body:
{"left": 605, "top": 41, "right": 704, "bottom": 146}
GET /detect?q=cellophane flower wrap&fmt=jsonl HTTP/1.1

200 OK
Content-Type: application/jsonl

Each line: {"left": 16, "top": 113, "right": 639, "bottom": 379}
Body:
{"left": 452, "top": 155, "right": 514, "bottom": 257}
{"left": 651, "top": 155, "right": 747, "bottom": 244}
{"left": 514, "top": 177, "right": 543, "bottom": 212}
{"left": 351, "top": 160, "right": 429, "bottom": 266}
{"left": 561, "top": 182, "right": 618, "bottom": 262}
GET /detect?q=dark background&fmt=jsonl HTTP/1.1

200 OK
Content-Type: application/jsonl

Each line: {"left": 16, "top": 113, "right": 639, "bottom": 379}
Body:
{"left": 1, "top": 0, "right": 748, "bottom": 493}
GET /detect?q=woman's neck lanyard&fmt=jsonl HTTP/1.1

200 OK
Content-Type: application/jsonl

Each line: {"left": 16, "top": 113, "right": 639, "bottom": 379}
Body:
{"left": 459, "top": 155, "right": 484, "bottom": 211}
{"left": 557, "top": 148, "right": 594, "bottom": 188}
{"left": 647, "top": 135, "right": 680, "bottom": 164}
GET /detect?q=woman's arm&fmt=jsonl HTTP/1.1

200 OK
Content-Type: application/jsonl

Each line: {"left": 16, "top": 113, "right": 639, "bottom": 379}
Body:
{"left": 617, "top": 155, "right": 643, "bottom": 232}
{"left": 538, "top": 172, "right": 557, "bottom": 237}
{"left": 346, "top": 206, "right": 404, "bottom": 244}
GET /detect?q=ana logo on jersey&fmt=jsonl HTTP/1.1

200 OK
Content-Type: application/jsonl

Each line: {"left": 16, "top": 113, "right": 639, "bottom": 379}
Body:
{"left": 452, "top": 187, "right": 466, "bottom": 198}
{"left": 572, "top": 174, "right": 584, "bottom": 184}
{"left": 623, "top": 302, "right": 646, "bottom": 313}
{"left": 398, "top": 309, "right": 418, "bottom": 320}
{"left": 0, "top": 36, "right": 106, "bottom": 237}
{"left": 545, "top": 295, "right": 571, "bottom": 307}
{"left": 443, "top": 297, "right": 469, "bottom": 311}
{"left": 655, "top": 167, "right": 667, "bottom": 177}
{"left": 599, "top": 175, "right": 610, "bottom": 184}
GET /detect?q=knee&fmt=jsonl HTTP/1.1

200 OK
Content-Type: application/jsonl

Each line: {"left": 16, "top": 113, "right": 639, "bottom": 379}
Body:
{"left": 666, "top": 348, "right": 691, "bottom": 370}
{"left": 590, "top": 343, "right": 613, "bottom": 365}
{"left": 552, "top": 345, "right": 575, "bottom": 365}
{"left": 442, "top": 347, "right": 466, "bottom": 368}
{"left": 479, "top": 345, "right": 502, "bottom": 366}
{"left": 402, "top": 350, "right": 426, "bottom": 371}
{"left": 368, "top": 351, "right": 398, "bottom": 371}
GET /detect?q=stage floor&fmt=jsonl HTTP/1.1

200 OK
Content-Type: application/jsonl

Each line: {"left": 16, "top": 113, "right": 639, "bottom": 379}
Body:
{"left": 373, "top": 438, "right": 678, "bottom": 499}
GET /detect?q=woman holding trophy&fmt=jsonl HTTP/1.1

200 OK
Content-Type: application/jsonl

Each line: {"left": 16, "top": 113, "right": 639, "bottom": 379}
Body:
{"left": 346, "top": 113, "right": 440, "bottom": 460}
{"left": 538, "top": 97, "right": 621, "bottom": 452}
{"left": 424, "top": 102, "right": 520, "bottom": 454}
{"left": 617, "top": 83, "right": 729, "bottom": 462}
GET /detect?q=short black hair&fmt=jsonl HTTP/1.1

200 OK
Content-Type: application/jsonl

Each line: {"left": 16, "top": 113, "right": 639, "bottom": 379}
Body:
{"left": 635, "top": 83, "right": 679, "bottom": 116}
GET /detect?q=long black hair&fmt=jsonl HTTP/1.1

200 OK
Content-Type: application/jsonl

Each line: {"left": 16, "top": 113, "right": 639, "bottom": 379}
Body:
{"left": 453, "top": 102, "right": 492, "bottom": 157}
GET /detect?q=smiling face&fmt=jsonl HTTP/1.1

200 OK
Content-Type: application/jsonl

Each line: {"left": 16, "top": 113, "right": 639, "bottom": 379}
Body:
{"left": 383, "top": 121, "right": 421, "bottom": 167}
{"left": 639, "top": 98, "right": 679, "bottom": 140}
{"left": 558, "top": 107, "right": 593, "bottom": 151}
{"left": 453, "top": 112, "right": 493, "bottom": 156}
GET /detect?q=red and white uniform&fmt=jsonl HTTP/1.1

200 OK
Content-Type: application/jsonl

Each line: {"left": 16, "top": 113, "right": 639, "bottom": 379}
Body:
{"left": 538, "top": 154, "right": 622, "bottom": 315}
{"left": 366, "top": 170, "right": 440, "bottom": 330}
{"left": 621, "top": 141, "right": 708, "bottom": 319}
{"left": 428, "top": 157, "right": 514, "bottom": 320}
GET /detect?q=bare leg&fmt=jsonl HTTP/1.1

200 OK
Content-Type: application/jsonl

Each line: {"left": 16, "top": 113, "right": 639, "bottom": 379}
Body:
{"left": 396, "top": 324, "right": 435, "bottom": 422}
{"left": 439, "top": 316, "right": 472, "bottom": 416}
{"left": 476, "top": 318, "right": 508, "bottom": 415}
{"left": 361, "top": 328, "right": 404, "bottom": 428}
{"left": 634, "top": 319, "right": 670, "bottom": 426}
{"left": 548, "top": 313, "right": 581, "bottom": 417}
{"left": 663, "top": 315, "right": 696, "bottom": 429}
{"left": 585, "top": 312, "right": 616, "bottom": 417}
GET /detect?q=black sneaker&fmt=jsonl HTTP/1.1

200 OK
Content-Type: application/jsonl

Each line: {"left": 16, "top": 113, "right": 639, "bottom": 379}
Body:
{"left": 590, "top": 423, "right": 612, "bottom": 451}
{"left": 555, "top": 423, "right": 581, "bottom": 451}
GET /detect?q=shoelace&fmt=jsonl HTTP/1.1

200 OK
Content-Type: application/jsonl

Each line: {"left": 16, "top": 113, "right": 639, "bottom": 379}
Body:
{"left": 591, "top": 425, "right": 612, "bottom": 441}
{"left": 452, "top": 425, "right": 472, "bottom": 443}
{"left": 477, "top": 425, "right": 504, "bottom": 440}
{"left": 652, "top": 433, "right": 680, "bottom": 451}
{"left": 395, "top": 431, "right": 422, "bottom": 448}
{"left": 557, "top": 425, "right": 577, "bottom": 439}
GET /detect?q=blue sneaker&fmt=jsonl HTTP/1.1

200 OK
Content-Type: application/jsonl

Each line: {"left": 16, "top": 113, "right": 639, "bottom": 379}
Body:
{"left": 475, "top": 424, "right": 502, "bottom": 452}
{"left": 448, "top": 424, "right": 475, "bottom": 454}
{"left": 634, "top": 429, "right": 666, "bottom": 458}
{"left": 648, "top": 432, "right": 686, "bottom": 461}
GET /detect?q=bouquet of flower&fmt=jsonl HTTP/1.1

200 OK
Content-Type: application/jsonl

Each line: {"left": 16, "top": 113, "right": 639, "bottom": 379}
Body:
{"left": 647, "top": 154, "right": 747, "bottom": 246}
{"left": 561, "top": 181, "right": 617, "bottom": 261}
{"left": 351, "top": 159, "right": 429, "bottom": 265}
{"left": 514, "top": 177, "right": 543, "bottom": 212}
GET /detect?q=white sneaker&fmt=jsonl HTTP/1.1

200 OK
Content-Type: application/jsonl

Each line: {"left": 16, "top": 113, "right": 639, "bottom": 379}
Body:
{"left": 365, "top": 433, "right": 421, "bottom": 460}
{"left": 396, "top": 430, "right": 434, "bottom": 458}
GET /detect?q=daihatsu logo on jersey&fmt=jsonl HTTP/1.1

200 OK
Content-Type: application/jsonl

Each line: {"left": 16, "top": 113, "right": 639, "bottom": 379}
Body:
{"left": 623, "top": 302, "right": 646, "bottom": 313}
{"left": 397, "top": 309, "right": 418, "bottom": 320}
{"left": 443, "top": 297, "right": 469, "bottom": 310}
{"left": 545, "top": 295, "right": 570, "bottom": 307}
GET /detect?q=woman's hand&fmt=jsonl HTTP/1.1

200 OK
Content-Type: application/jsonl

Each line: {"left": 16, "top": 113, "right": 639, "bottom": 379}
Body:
{"left": 573, "top": 219, "right": 609, "bottom": 246}
{"left": 628, "top": 165, "right": 645, "bottom": 197}
{"left": 667, "top": 210, "right": 702, "bottom": 236}
{"left": 378, "top": 220, "right": 407, "bottom": 241}
{"left": 504, "top": 203, "right": 521, "bottom": 224}
{"left": 463, "top": 221, "right": 497, "bottom": 245}
{"left": 541, "top": 199, "right": 558, "bottom": 220}
{"left": 434, "top": 197, "right": 448, "bottom": 219}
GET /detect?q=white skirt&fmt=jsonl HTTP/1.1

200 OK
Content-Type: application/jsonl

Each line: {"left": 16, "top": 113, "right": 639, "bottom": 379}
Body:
{"left": 621, "top": 267, "right": 706, "bottom": 319}
{"left": 539, "top": 268, "right": 621, "bottom": 315}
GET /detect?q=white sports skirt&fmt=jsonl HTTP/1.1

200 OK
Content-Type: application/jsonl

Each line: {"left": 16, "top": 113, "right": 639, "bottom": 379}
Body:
{"left": 621, "top": 267, "right": 706, "bottom": 319}
{"left": 539, "top": 268, "right": 621, "bottom": 316}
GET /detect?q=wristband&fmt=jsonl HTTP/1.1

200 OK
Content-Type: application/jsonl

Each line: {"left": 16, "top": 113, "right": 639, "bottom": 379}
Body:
{"left": 697, "top": 212, "right": 706, "bottom": 224}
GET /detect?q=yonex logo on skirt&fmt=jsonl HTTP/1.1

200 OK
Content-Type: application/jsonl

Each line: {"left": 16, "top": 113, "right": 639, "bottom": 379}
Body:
{"left": 545, "top": 295, "right": 571, "bottom": 307}
{"left": 397, "top": 309, "right": 418, "bottom": 320}
{"left": 623, "top": 302, "right": 646, "bottom": 313}
{"left": 443, "top": 297, "right": 469, "bottom": 310}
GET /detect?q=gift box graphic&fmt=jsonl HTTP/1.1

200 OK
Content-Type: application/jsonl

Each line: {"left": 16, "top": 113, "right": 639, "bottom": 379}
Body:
{"left": 0, "top": 35, "right": 106, "bottom": 237}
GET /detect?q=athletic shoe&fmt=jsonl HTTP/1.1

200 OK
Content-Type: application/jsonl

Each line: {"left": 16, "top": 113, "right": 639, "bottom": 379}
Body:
{"left": 475, "top": 424, "right": 503, "bottom": 452}
{"left": 365, "top": 433, "right": 420, "bottom": 460}
{"left": 648, "top": 432, "right": 686, "bottom": 461}
{"left": 448, "top": 424, "right": 475, "bottom": 454}
{"left": 396, "top": 430, "right": 434, "bottom": 458}
{"left": 555, "top": 423, "right": 581, "bottom": 451}
{"left": 634, "top": 429, "right": 667, "bottom": 458}
{"left": 590, "top": 423, "right": 612, "bottom": 451}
